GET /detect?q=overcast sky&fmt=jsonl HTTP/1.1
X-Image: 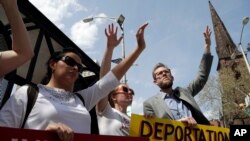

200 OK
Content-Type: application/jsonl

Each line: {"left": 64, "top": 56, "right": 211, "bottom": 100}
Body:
{"left": 30, "top": 0, "right": 250, "bottom": 119}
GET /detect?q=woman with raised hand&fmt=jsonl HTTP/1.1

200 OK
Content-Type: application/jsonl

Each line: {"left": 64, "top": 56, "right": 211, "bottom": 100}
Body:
{"left": 97, "top": 23, "right": 148, "bottom": 136}
{"left": 0, "top": 0, "right": 34, "bottom": 77}
{"left": 0, "top": 22, "right": 148, "bottom": 141}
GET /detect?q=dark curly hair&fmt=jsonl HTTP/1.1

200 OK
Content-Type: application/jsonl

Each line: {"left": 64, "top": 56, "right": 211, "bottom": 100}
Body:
{"left": 41, "top": 47, "right": 82, "bottom": 84}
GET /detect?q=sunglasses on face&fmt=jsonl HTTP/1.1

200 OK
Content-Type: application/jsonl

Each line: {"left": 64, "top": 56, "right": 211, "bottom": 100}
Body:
{"left": 60, "top": 56, "right": 84, "bottom": 72}
{"left": 115, "top": 86, "right": 134, "bottom": 95}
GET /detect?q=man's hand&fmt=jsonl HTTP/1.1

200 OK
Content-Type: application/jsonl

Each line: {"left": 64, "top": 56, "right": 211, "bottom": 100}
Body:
{"left": 144, "top": 113, "right": 156, "bottom": 119}
{"left": 203, "top": 26, "right": 212, "bottom": 54}
{"left": 178, "top": 117, "right": 197, "bottom": 128}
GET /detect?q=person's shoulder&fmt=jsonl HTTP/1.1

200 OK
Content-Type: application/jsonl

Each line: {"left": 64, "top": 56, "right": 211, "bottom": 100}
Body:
{"left": 11, "top": 85, "right": 30, "bottom": 99}
{"left": 16, "top": 85, "right": 29, "bottom": 92}
{"left": 175, "top": 86, "right": 191, "bottom": 95}
{"left": 175, "top": 86, "right": 185, "bottom": 92}
{"left": 144, "top": 94, "right": 159, "bottom": 103}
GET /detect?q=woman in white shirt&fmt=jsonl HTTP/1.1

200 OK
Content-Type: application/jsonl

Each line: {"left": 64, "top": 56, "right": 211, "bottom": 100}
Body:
{"left": 98, "top": 84, "right": 134, "bottom": 136}
{"left": 96, "top": 22, "right": 148, "bottom": 136}
{"left": 0, "top": 22, "right": 148, "bottom": 141}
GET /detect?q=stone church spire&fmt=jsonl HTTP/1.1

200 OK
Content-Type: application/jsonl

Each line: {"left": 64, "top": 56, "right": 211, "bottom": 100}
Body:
{"left": 208, "top": 1, "right": 250, "bottom": 126}
{"left": 208, "top": 1, "right": 241, "bottom": 70}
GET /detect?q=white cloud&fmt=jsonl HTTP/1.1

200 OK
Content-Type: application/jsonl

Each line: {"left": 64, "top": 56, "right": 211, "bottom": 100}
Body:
{"left": 70, "top": 21, "right": 99, "bottom": 50}
{"left": 29, "top": 0, "right": 108, "bottom": 50}
{"left": 30, "top": 0, "right": 85, "bottom": 29}
{"left": 70, "top": 13, "right": 109, "bottom": 50}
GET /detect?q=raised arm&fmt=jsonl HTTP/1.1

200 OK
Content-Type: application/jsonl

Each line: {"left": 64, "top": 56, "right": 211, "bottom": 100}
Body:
{"left": 111, "top": 22, "right": 149, "bottom": 80}
{"left": 188, "top": 25, "right": 213, "bottom": 96}
{"left": 0, "top": 0, "right": 34, "bottom": 77}
{"left": 99, "top": 24, "right": 123, "bottom": 79}
{"left": 203, "top": 25, "right": 212, "bottom": 54}
{"left": 96, "top": 24, "right": 123, "bottom": 113}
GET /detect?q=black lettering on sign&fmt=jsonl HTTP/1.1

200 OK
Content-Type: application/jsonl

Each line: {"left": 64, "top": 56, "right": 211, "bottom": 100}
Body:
{"left": 175, "top": 126, "right": 183, "bottom": 141}
{"left": 164, "top": 124, "right": 174, "bottom": 140}
{"left": 154, "top": 122, "right": 164, "bottom": 140}
{"left": 184, "top": 126, "right": 192, "bottom": 141}
{"left": 140, "top": 120, "right": 153, "bottom": 137}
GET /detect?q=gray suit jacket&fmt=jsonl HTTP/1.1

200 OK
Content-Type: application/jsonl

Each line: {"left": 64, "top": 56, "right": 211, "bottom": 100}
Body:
{"left": 143, "top": 54, "right": 213, "bottom": 125}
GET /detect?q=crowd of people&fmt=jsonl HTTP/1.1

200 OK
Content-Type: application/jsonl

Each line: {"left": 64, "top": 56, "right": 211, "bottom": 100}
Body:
{"left": 0, "top": 0, "right": 222, "bottom": 141}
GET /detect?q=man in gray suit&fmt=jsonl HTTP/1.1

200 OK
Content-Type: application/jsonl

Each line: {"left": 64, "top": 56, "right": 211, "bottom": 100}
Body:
{"left": 143, "top": 26, "right": 213, "bottom": 126}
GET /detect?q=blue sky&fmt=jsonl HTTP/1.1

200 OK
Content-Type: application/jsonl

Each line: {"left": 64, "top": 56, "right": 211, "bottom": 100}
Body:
{"left": 30, "top": 0, "right": 250, "bottom": 119}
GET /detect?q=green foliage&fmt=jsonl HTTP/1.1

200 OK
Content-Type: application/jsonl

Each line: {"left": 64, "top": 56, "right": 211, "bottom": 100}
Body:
{"left": 219, "top": 62, "right": 250, "bottom": 125}
{"left": 196, "top": 62, "right": 250, "bottom": 126}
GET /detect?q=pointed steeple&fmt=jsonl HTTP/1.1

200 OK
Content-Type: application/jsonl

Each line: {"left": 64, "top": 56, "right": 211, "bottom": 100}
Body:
{"left": 208, "top": 1, "right": 240, "bottom": 70}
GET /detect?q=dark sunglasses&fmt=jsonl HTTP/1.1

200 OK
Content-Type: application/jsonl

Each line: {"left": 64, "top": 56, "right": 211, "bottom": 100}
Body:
{"left": 60, "top": 56, "right": 84, "bottom": 72}
{"left": 116, "top": 86, "right": 134, "bottom": 95}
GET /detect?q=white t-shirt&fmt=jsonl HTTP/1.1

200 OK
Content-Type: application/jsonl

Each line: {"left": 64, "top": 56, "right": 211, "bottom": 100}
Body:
{"left": 0, "top": 71, "right": 119, "bottom": 134}
{"left": 97, "top": 103, "right": 130, "bottom": 136}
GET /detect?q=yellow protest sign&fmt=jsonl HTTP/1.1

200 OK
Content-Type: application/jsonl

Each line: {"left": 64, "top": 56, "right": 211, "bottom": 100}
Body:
{"left": 129, "top": 114, "right": 229, "bottom": 141}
